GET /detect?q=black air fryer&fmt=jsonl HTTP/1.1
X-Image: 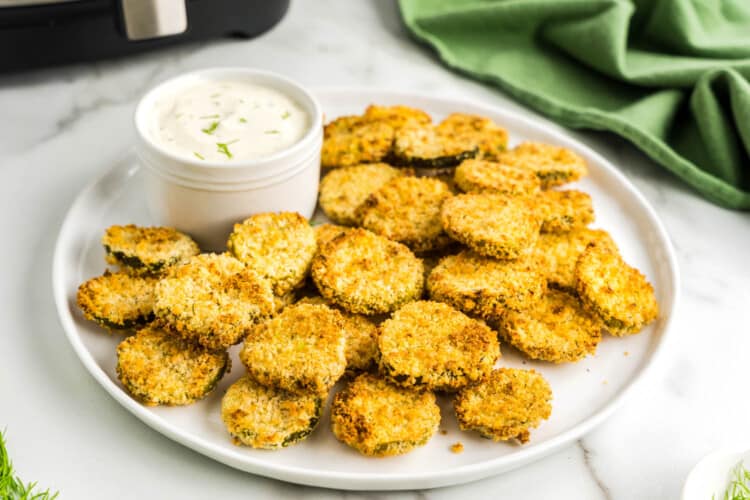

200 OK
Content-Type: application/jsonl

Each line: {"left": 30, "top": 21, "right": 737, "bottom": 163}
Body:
{"left": 0, "top": 0, "right": 290, "bottom": 72}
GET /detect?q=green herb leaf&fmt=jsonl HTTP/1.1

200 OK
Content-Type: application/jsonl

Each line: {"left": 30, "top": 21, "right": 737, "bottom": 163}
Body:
{"left": 264, "top": 130, "right": 280, "bottom": 135}
{"left": 193, "top": 152, "right": 205, "bottom": 160}
{"left": 202, "top": 121, "right": 220, "bottom": 135}
{"left": 0, "top": 429, "right": 59, "bottom": 499}
{"left": 281, "top": 111, "right": 291, "bottom": 119}
{"left": 239, "top": 117, "right": 247, "bottom": 123}
{"left": 216, "top": 142, "right": 233, "bottom": 159}
{"left": 718, "top": 461, "right": 750, "bottom": 500}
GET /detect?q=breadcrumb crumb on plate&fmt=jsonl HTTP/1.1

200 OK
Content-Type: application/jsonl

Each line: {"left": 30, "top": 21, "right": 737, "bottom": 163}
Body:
{"left": 454, "top": 368, "right": 552, "bottom": 444}
{"left": 575, "top": 243, "right": 659, "bottom": 336}
{"left": 116, "top": 324, "right": 228, "bottom": 406}
{"left": 330, "top": 373, "right": 440, "bottom": 457}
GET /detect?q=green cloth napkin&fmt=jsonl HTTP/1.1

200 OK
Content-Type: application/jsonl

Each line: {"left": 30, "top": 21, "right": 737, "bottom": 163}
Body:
{"left": 399, "top": 0, "right": 750, "bottom": 209}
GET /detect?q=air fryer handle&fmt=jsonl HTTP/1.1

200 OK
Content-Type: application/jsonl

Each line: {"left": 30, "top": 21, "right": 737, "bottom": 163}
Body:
{"left": 120, "top": 0, "right": 188, "bottom": 41}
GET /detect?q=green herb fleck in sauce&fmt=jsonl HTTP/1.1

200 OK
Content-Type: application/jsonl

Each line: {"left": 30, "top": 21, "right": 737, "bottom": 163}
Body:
{"left": 216, "top": 139, "right": 239, "bottom": 159}
{"left": 202, "top": 121, "right": 220, "bottom": 135}
{"left": 239, "top": 117, "right": 247, "bottom": 123}
{"left": 281, "top": 111, "right": 291, "bottom": 119}
{"left": 193, "top": 152, "right": 205, "bottom": 160}
{"left": 264, "top": 130, "right": 280, "bottom": 135}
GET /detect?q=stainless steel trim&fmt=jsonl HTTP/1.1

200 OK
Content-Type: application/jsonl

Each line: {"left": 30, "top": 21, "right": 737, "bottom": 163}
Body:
{"left": 121, "top": 0, "right": 187, "bottom": 41}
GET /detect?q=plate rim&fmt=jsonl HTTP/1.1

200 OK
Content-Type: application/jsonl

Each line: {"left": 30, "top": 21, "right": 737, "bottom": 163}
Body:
{"left": 52, "top": 87, "right": 680, "bottom": 490}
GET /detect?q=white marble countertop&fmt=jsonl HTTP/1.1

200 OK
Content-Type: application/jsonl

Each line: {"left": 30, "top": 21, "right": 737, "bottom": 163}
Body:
{"left": 2, "top": 1, "right": 749, "bottom": 498}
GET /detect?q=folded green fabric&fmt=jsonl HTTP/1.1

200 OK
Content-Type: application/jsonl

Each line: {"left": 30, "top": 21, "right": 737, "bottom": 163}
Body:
{"left": 399, "top": 0, "right": 750, "bottom": 209}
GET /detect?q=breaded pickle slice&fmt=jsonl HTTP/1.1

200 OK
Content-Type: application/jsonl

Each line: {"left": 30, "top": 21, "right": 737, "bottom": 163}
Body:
{"left": 314, "top": 223, "right": 351, "bottom": 249}
{"left": 495, "top": 289, "right": 602, "bottom": 363}
{"left": 441, "top": 193, "right": 541, "bottom": 259}
{"left": 102, "top": 224, "right": 199, "bottom": 275}
{"left": 454, "top": 159, "right": 540, "bottom": 196}
{"left": 222, "top": 375, "right": 323, "bottom": 449}
{"left": 319, "top": 163, "right": 405, "bottom": 226}
{"left": 427, "top": 250, "right": 546, "bottom": 318}
{"left": 322, "top": 116, "right": 394, "bottom": 168}
{"left": 227, "top": 212, "right": 316, "bottom": 296}
{"left": 392, "top": 122, "right": 477, "bottom": 168}
{"left": 359, "top": 176, "right": 454, "bottom": 253}
{"left": 454, "top": 368, "right": 552, "bottom": 443}
{"left": 298, "top": 296, "right": 379, "bottom": 375}
{"left": 312, "top": 228, "right": 424, "bottom": 314}
{"left": 378, "top": 301, "right": 500, "bottom": 391}
{"left": 436, "top": 113, "right": 508, "bottom": 160}
{"left": 535, "top": 190, "right": 595, "bottom": 233}
{"left": 575, "top": 243, "right": 658, "bottom": 336}
{"left": 331, "top": 373, "right": 440, "bottom": 457}
{"left": 77, "top": 270, "right": 156, "bottom": 330}
{"left": 531, "top": 229, "right": 617, "bottom": 292}
{"left": 154, "top": 253, "right": 275, "bottom": 350}
{"left": 363, "top": 104, "right": 432, "bottom": 129}
{"left": 240, "top": 303, "right": 346, "bottom": 394}
{"left": 498, "top": 142, "right": 587, "bottom": 189}
{"left": 116, "top": 325, "right": 228, "bottom": 406}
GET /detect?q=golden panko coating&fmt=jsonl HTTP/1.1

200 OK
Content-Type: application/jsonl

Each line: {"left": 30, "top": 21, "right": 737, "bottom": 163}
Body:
{"left": 575, "top": 243, "right": 658, "bottom": 336}
{"left": 363, "top": 104, "right": 432, "bottom": 129}
{"left": 535, "top": 190, "right": 595, "bottom": 233}
{"left": 227, "top": 212, "right": 316, "bottom": 295}
{"left": 436, "top": 113, "right": 508, "bottom": 160}
{"left": 498, "top": 142, "right": 587, "bottom": 188}
{"left": 359, "top": 176, "right": 454, "bottom": 253}
{"left": 531, "top": 229, "right": 618, "bottom": 292}
{"left": 154, "top": 253, "right": 275, "bottom": 350}
{"left": 322, "top": 116, "right": 394, "bottom": 168}
{"left": 116, "top": 324, "right": 228, "bottom": 406}
{"left": 378, "top": 301, "right": 500, "bottom": 391}
{"left": 240, "top": 303, "right": 347, "bottom": 394}
{"left": 427, "top": 250, "right": 546, "bottom": 318}
{"left": 454, "top": 159, "right": 541, "bottom": 196}
{"left": 494, "top": 288, "right": 602, "bottom": 363}
{"left": 77, "top": 270, "right": 156, "bottom": 330}
{"left": 319, "top": 163, "right": 406, "bottom": 226}
{"left": 312, "top": 228, "right": 424, "bottom": 314}
{"left": 441, "top": 193, "right": 541, "bottom": 259}
{"left": 330, "top": 373, "right": 440, "bottom": 457}
{"left": 221, "top": 375, "right": 323, "bottom": 449}
{"left": 392, "top": 122, "right": 477, "bottom": 168}
{"left": 297, "top": 295, "right": 379, "bottom": 374}
{"left": 454, "top": 368, "right": 552, "bottom": 443}
{"left": 313, "top": 223, "right": 351, "bottom": 249}
{"left": 102, "top": 224, "right": 199, "bottom": 275}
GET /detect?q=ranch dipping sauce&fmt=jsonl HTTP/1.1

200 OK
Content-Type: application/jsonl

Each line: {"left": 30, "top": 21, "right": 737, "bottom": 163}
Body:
{"left": 149, "top": 80, "right": 310, "bottom": 162}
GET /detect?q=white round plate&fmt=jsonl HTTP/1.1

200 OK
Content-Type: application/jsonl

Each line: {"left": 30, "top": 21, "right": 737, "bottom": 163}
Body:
{"left": 53, "top": 88, "right": 679, "bottom": 490}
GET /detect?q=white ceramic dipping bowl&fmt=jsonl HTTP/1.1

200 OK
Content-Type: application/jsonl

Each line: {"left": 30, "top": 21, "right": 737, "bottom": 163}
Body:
{"left": 135, "top": 68, "right": 323, "bottom": 251}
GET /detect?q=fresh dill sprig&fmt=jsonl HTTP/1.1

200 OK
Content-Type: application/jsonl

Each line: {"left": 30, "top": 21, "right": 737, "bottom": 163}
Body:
{"left": 0, "top": 429, "right": 59, "bottom": 500}
{"left": 239, "top": 117, "right": 247, "bottom": 123}
{"left": 202, "top": 121, "right": 220, "bottom": 135}
{"left": 216, "top": 139, "right": 238, "bottom": 159}
{"left": 193, "top": 152, "right": 205, "bottom": 160}
{"left": 281, "top": 111, "right": 291, "bottom": 120}
{"left": 716, "top": 461, "right": 750, "bottom": 500}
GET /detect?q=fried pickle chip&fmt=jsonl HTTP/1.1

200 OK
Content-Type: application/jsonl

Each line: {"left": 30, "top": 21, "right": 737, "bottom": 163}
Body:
{"left": 498, "top": 142, "right": 587, "bottom": 188}
{"left": 313, "top": 223, "right": 351, "bottom": 249}
{"left": 454, "top": 368, "right": 552, "bottom": 443}
{"left": 297, "top": 296, "right": 379, "bottom": 375}
{"left": 436, "top": 113, "right": 508, "bottom": 160}
{"left": 154, "top": 253, "right": 275, "bottom": 350}
{"left": 363, "top": 104, "right": 432, "bottom": 129}
{"left": 227, "top": 212, "right": 316, "bottom": 295}
{"left": 331, "top": 373, "right": 440, "bottom": 457}
{"left": 454, "top": 159, "right": 540, "bottom": 196}
{"left": 102, "top": 224, "right": 199, "bottom": 275}
{"left": 359, "top": 176, "right": 453, "bottom": 253}
{"left": 322, "top": 116, "right": 394, "bottom": 168}
{"left": 427, "top": 250, "right": 546, "bottom": 318}
{"left": 441, "top": 193, "right": 541, "bottom": 259}
{"left": 319, "top": 163, "right": 405, "bottom": 226}
{"left": 494, "top": 289, "right": 602, "bottom": 363}
{"left": 392, "top": 122, "right": 477, "bottom": 168}
{"left": 575, "top": 243, "right": 658, "bottom": 335}
{"left": 535, "top": 190, "right": 595, "bottom": 233}
{"left": 222, "top": 375, "right": 323, "bottom": 449}
{"left": 116, "top": 324, "right": 228, "bottom": 406}
{"left": 240, "top": 303, "right": 346, "bottom": 394}
{"left": 378, "top": 301, "right": 500, "bottom": 391}
{"left": 312, "top": 228, "right": 424, "bottom": 314}
{"left": 531, "top": 229, "right": 618, "bottom": 292}
{"left": 77, "top": 270, "right": 156, "bottom": 330}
